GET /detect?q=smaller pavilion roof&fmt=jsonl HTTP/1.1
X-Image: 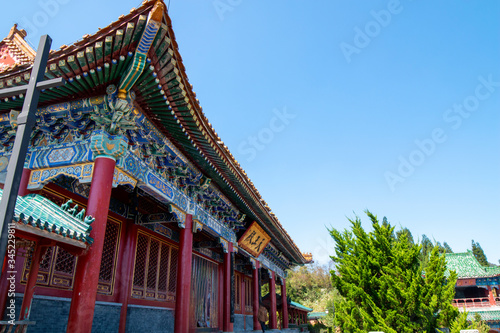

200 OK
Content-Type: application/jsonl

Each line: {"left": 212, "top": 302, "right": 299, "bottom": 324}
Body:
{"left": 445, "top": 251, "right": 500, "bottom": 279}
{"left": 290, "top": 301, "right": 313, "bottom": 312}
{"left": 0, "top": 188, "right": 94, "bottom": 248}
{"left": 466, "top": 309, "right": 500, "bottom": 322}
{"left": 308, "top": 312, "right": 327, "bottom": 320}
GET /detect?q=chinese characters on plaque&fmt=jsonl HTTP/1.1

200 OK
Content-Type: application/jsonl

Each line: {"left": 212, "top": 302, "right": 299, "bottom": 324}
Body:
{"left": 238, "top": 221, "right": 271, "bottom": 257}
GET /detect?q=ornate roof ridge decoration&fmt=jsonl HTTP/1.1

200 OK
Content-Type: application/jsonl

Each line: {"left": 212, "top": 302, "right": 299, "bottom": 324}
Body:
{"left": 0, "top": 188, "right": 94, "bottom": 247}
{"left": 0, "top": 24, "right": 36, "bottom": 74}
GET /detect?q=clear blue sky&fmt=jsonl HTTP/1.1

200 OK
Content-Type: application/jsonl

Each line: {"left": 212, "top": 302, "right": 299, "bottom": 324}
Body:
{"left": 2, "top": 0, "right": 499, "bottom": 265}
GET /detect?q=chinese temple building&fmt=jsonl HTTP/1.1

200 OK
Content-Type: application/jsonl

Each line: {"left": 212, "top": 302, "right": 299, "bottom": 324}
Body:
{"left": 446, "top": 251, "right": 500, "bottom": 333}
{"left": 0, "top": 1, "right": 311, "bottom": 332}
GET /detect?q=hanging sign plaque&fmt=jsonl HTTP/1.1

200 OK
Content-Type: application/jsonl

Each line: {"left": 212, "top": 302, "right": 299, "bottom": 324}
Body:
{"left": 238, "top": 221, "right": 271, "bottom": 257}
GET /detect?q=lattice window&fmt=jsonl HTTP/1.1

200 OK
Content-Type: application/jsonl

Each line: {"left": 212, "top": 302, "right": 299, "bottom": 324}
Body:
{"left": 133, "top": 234, "right": 148, "bottom": 288}
{"left": 157, "top": 244, "right": 169, "bottom": 293}
{"left": 21, "top": 219, "right": 121, "bottom": 294}
{"left": 132, "top": 231, "right": 177, "bottom": 302}
{"left": 168, "top": 247, "right": 178, "bottom": 294}
{"left": 97, "top": 219, "right": 121, "bottom": 295}
{"left": 235, "top": 273, "right": 241, "bottom": 312}
{"left": 147, "top": 240, "right": 159, "bottom": 291}
{"left": 54, "top": 248, "right": 76, "bottom": 274}
{"left": 39, "top": 246, "right": 53, "bottom": 271}
{"left": 22, "top": 246, "right": 76, "bottom": 289}
{"left": 244, "top": 277, "right": 253, "bottom": 314}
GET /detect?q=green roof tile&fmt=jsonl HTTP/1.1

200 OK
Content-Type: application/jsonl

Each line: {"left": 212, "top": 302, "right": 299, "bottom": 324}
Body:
{"left": 0, "top": 189, "right": 93, "bottom": 246}
{"left": 308, "top": 312, "right": 327, "bottom": 319}
{"left": 290, "top": 301, "right": 313, "bottom": 312}
{"left": 466, "top": 310, "right": 500, "bottom": 322}
{"left": 445, "top": 251, "right": 499, "bottom": 278}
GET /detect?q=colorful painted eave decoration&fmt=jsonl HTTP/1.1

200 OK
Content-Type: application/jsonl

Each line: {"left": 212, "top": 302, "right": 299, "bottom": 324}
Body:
{"left": 0, "top": 188, "right": 94, "bottom": 246}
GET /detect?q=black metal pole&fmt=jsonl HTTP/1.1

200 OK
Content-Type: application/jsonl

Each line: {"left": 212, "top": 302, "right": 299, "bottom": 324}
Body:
{"left": 0, "top": 35, "right": 53, "bottom": 278}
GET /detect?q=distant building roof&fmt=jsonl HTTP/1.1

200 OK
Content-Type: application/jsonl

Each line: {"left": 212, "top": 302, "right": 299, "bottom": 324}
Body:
{"left": 445, "top": 251, "right": 500, "bottom": 279}
{"left": 467, "top": 309, "right": 500, "bottom": 322}
{"left": 289, "top": 301, "right": 313, "bottom": 312}
{"left": 0, "top": 24, "right": 35, "bottom": 73}
{"left": 308, "top": 312, "right": 327, "bottom": 320}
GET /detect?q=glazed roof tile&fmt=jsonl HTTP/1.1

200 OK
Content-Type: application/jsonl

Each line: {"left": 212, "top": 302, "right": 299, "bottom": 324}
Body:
{"left": 445, "top": 251, "right": 500, "bottom": 278}
{"left": 308, "top": 312, "right": 327, "bottom": 319}
{"left": 0, "top": 189, "right": 93, "bottom": 247}
{"left": 290, "top": 301, "right": 313, "bottom": 312}
{"left": 466, "top": 309, "right": 500, "bottom": 322}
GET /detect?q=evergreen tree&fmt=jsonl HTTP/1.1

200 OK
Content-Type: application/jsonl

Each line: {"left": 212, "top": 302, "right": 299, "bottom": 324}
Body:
{"left": 436, "top": 242, "right": 446, "bottom": 255}
{"left": 419, "top": 234, "right": 434, "bottom": 268}
{"left": 396, "top": 227, "right": 414, "bottom": 245}
{"left": 329, "top": 211, "right": 458, "bottom": 333}
{"left": 443, "top": 242, "right": 453, "bottom": 253}
{"left": 472, "top": 240, "right": 489, "bottom": 266}
{"left": 449, "top": 311, "right": 490, "bottom": 333}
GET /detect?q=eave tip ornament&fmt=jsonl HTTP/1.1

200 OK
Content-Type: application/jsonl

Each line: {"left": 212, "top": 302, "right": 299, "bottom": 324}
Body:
{"left": 150, "top": 0, "right": 165, "bottom": 22}
{"left": 302, "top": 252, "right": 313, "bottom": 263}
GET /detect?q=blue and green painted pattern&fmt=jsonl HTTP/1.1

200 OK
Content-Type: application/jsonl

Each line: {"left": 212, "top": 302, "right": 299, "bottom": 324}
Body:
{"left": 90, "top": 130, "right": 128, "bottom": 160}
{"left": 118, "top": 10, "right": 162, "bottom": 97}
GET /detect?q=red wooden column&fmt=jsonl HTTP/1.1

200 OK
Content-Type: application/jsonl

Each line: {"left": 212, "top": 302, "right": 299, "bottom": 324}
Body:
{"left": 174, "top": 214, "right": 193, "bottom": 333}
{"left": 0, "top": 256, "right": 9, "bottom": 318}
{"left": 19, "top": 239, "right": 45, "bottom": 320}
{"left": 488, "top": 286, "right": 496, "bottom": 306}
{"left": 281, "top": 278, "right": 289, "bottom": 328}
{"left": 240, "top": 274, "right": 245, "bottom": 328}
{"left": 67, "top": 131, "right": 127, "bottom": 333}
{"left": 0, "top": 168, "right": 31, "bottom": 317}
{"left": 269, "top": 271, "right": 277, "bottom": 329}
{"left": 18, "top": 168, "right": 31, "bottom": 196}
{"left": 223, "top": 242, "right": 233, "bottom": 332}
{"left": 218, "top": 264, "right": 224, "bottom": 329}
{"left": 118, "top": 223, "right": 138, "bottom": 332}
{"left": 252, "top": 261, "right": 260, "bottom": 329}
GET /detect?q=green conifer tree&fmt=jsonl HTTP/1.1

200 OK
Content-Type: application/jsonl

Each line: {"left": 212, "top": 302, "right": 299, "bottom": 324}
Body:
{"left": 419, "top": 234, "right": 434, "bottom": 269}
{"left": 443, "top": 242, "right": 453, "bottom": 253}
{"left": 449, "top": 311, "right": 491, "bottom": 333}
{"left": 329, "top": 211, "right": 458, "bottom": 333}
{"left": 396, "top": 227, "right": 414, "bottom": 245}
{"left": 471, "top": 240, "right": 489, "bottom": 266}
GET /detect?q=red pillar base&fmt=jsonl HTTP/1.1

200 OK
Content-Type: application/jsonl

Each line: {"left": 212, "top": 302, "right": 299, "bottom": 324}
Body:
{"left": 223, "top": 243, "right": 233, "bottom": 332}
{"left": 252, "top": 262, "right": 260, "bottom": 330}
{"left": 281, "top": 278, "right": 289, "bottom": 328}
{"left": 270, "top": 271, "right": 277, "bottom": 329}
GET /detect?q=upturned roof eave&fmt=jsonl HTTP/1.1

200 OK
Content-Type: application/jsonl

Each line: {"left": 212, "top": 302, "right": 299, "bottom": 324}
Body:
{"left": 0, "top": 0, "right": 308, "bottom": 265}
{"left": 159, "top": 5, "right": 307, "bottom": 265}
